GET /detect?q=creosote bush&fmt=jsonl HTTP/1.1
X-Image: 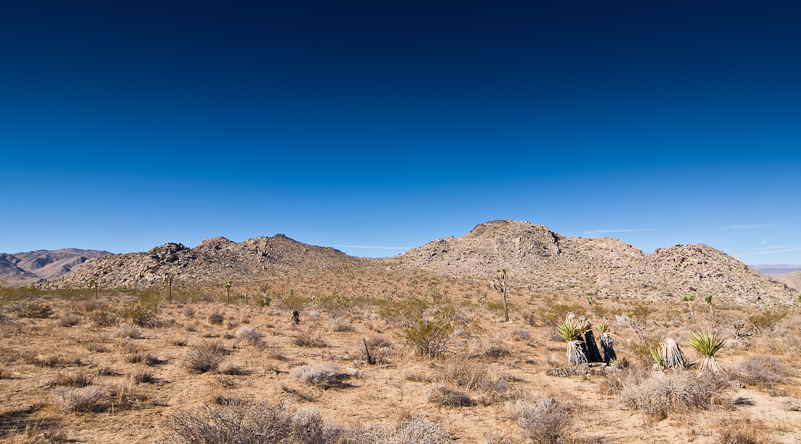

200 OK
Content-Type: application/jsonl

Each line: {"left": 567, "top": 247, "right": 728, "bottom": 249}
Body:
{"left": 184, "top": 342, "right": 228, "bottom": 373}
{"left": 735, "top": 356, "right": 792, "bottom": 388}
{"left": 119, "top": 294, "right": 160, "bottom": 327}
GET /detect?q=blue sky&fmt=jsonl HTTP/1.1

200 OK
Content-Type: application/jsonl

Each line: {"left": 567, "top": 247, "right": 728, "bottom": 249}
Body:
{"left": 1, "top": 0, "right": 800, "bottom": 264}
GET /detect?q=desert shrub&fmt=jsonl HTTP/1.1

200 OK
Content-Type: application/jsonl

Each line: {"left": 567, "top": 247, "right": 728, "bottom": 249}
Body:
{"left": 734, "top": 356, "right": 792, "bottom": 388}
{"left": 619, "top": 371, "right": 731, "bottom": 419}
{"left": 292, "top": 331, "right": 328, "bottom": 348}
{"left": 505, "top": 395, "right": 574, "bottom": 444}
{"left": 483, "top": 337, "right": 512, "bottom": 359}
{"left": 133, "top": 370, "right": 157, "bottom": 384}
{"left": 628, "top": 305, "right": 654, "bottom": 321}
{"left": 115, "top": 323, "right": 142, "bottom": 339}
{"left": 217, "top": 361, "right": 248, "bottom": 376}
{"left": 630, "top": 336, "right": 661, "bottom": 366}
{"left": 184, "top": 342, "right": 228, "bottom": 373}
{"left": 437, "top": 360, "right": 488, "bottom": 390}
{"left": 119, "top": 294, "right": 159, "bottom": 327}
{"left": 714, "top": 414, "right": 774, "bottom": 444}
{"left": 235, "top": 327, "right": 263, "bottom": 346}
{"left": 537, "top": 303, "right": 585, "bottom": 325}
{"left": 89, "top": 307, "right": 118, "bottom": 327}
{"left": 356, "top": 415, "right": 452, "bottom": 444}
{"left": 30, "top": 354, "right": 81, "bottom": 367}
{"left": 366, "top": 336, "right": 393, "bottom": 348}
{"left": 58, "top": 312, "right": 81, "bottom": 327}
{"left": 208, "top": 311, "right": 224, "bottom": 325}
{"left": 782, "top": 397, "right": 801, "bottom": 412}
{"left": 508, "top": 328, "right": 532, "bottom": 341}
{"left": 290, "top": 363, "right": 354, "bottom": 389}
{"left": 328, "top": 318, "right": 356, "bottom": 332}
{"left": 55, "top": 386, "right": 107, "bottom": 413}
{"left": 127, "top": 352, "right": 165, "bottom": 366}
{"left": 427, "top": 385, "right": 474, "bottom": 407}
{"left": 166, "top": 401, "right": 295, "bottom": 444}
{"left": 13, "top": 300, "right": 54, "bottom": 318}
{"left": 404, "top": 316, "right": 453, "bottom": 358}
{"left": 748, "top": 309, "right": 786, "bottom": 333}
{"left": 184, "top": 307, "right": 195, "bottom": 318}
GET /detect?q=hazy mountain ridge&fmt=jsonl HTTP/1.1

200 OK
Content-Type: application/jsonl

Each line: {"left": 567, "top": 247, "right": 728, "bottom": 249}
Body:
{"left": 0, "top": 249, "right": 112, "bottom": 285}
{"left": 36, "top": 220, "right": 797, "bottom": 305}
{"left": 772, "top": 271, "right": 801, "bottom": 291}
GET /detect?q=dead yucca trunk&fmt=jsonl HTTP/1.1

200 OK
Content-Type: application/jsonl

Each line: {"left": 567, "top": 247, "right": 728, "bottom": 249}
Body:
{"left": 567, "top": 340, "right": 588, "bottom": 365}
{"left": 661, "top": 338, "right": 686, "bottom": 369}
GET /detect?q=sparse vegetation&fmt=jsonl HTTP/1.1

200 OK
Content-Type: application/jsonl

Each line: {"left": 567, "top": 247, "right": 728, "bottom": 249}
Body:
{"left": 688, "top": 330, "right": 726, "bottom": 373}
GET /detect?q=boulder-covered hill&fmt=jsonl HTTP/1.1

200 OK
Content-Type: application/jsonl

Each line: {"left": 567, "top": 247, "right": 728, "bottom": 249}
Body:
{"left": 40, "top": 220, "right": 796, "bottom": 305}
{"left": 388, "top": 220, "right": 796, "bottom": 305}
{"left": 773, "top": 271, "right": 801, "bottom": 292}
{"left": 1, "top": 249, "right": 111, "bottom": 285}
{"left": 43, "top": 235, "right": 368, "bottom": 289}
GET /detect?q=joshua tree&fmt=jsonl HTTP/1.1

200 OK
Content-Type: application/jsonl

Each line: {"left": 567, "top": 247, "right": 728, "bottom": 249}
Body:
{"left": 224, "top": 280, "right": 233, "bottom": 303}
{"left": 682, "top": 294, "right": 696, "bottom": 324}
{"left": 688, "top": 330, "right": 726, "bottom": 373}
{"left": 704, "top": 294, "right": 716, "bottom": 326}
{"left": 489, "top": 268, "right": 509, "bottom": 322}
{"left": 597, "top": 321, "right": 616, "bottom": 363}
{"left": 163, "top": 273, "right": 176, "bottom": 301}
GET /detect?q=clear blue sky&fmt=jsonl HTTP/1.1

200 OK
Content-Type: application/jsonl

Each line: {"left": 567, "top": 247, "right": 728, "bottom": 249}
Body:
{"left": 1, "top": 0, "right": 800, "bottom": 265}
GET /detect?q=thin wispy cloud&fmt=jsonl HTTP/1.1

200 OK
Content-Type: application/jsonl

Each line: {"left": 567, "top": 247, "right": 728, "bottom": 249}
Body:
{"left": 722, "top": 224, "right": 783, "bottom": 230}
{"left": 332, "top": 245, "right": 411, "bottom": 250}
{"left": 761, "top": 236, "right": 779, "bottom": 244}
{"left": 584, "top": 229, "right": 661, "bottom": 235}
{"left": 737, "top": 247, "right": 801, "bottom": 257}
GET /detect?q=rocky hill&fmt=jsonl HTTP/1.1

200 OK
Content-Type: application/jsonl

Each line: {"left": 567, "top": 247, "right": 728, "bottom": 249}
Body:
{"left": 0, "top": 249, "right": 111, "bottom": 285}
{"left": 389, "top": 220, "right": 796, "bottom": 305}
{"left": 43, "top": 235, "right": 368, "bottom": 289}
{"left": 773, "top": 271, "right": 801, "bottom": 292}
{"left": 39, "top": 220, "right": 796, "bottom": 305}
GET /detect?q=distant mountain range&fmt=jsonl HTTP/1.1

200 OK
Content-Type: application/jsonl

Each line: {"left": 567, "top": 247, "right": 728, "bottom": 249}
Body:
{"left": 38, "top": 220, "right": 797, "bottom": 305}
{"left": 749, "top": 264, "right": 801, "bottom": 276}
{"left": 0, "top": 249, "right": 112, "bottom": 285}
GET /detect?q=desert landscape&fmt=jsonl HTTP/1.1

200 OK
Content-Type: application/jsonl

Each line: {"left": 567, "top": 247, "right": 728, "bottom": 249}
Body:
{"left": 1, "top": 220, "right": 800, "bottom": 443}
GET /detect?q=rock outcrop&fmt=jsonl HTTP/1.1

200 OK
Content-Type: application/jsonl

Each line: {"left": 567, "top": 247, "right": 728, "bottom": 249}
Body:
{"left": 37, "top": 220, "right": 796, "bottom": 305}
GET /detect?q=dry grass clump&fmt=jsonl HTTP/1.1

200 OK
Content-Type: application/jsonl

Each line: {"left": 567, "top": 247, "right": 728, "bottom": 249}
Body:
{"left": 504, "top": 394, "right": 575, "bottom": 444}
{"left": 482, "top": 337, "right": 512, "bottom": 359}
{"left": 89, "top": 308, "right": 118, "bottom": 327}
{"left": 619, "top": 371, "right": 731, "bottom": 419}
{"left": 734, "top": 356, "right": 792, "bottom": 388}
{"left": 234, "top": 327, "right": 263, "bottom": 346}
{"left": 54, "top": 385, "right": 107, "bottom": 413}
{"left": 50, "top": 370, "right": 93, "bottom": 388}
{"left": 435, "top": 359, "right": 518, "bottom": 405}
{"left": 184, "top": 342, "right": 229, "bottom": 373}
{"left": 508, "top": 328, "right": 532, "bottom": 342}
{"left": 166, "top": 401, "right": 295, "bottom": 444}
{"left": 356, "top": 415, "right": 452, "bottom": 444}
{"left": 28, "top": 353, "right": 82, "bottom": 368}
{"left": 292, "top": 331, "right": 328, "bottom": 348}
{"left": 713, "top": 414, "right": 775, "bottom": 444}
{"left": 290, "top": 363, "right": 354, "bottom": 389}
{"left": 328, "top": 318, "right": 356, "bottom": 333}
{"left": 427, "top": 385, "right": 474, "bottom": 407}
{"left": 127, "top": 351, "right": 165, "bottom": 366}
{"left": 115, "top": 323, "right": 142, "bottom": 339}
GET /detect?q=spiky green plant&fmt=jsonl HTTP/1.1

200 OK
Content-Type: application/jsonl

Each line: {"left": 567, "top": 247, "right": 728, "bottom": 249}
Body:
{"left": 597, "top": 321, "right": 609, "bottom": 334}
{"left": 649, "top": 344, "right": 666, "bottom": 369}
{"left": 688, "top": 330, "right": 726, "bottom": 373}
{"left": 557, "top": 321, "right": 580, "bottom": 342}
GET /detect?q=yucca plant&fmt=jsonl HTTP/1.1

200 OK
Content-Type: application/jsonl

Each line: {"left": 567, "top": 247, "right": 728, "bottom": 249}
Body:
{"left": 557, "top": 318, "right": 587, "bottom": 366}
{"left": 688, "top": 330, "right": 726, "bottom": 373}
{"left": 649, "top": 344, "right": 666, "bottom": 369}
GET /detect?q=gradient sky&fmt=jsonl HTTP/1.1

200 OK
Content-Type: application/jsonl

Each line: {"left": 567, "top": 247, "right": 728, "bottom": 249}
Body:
{"left": 2, "top": 1, "right": 800, "bottom": 264}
